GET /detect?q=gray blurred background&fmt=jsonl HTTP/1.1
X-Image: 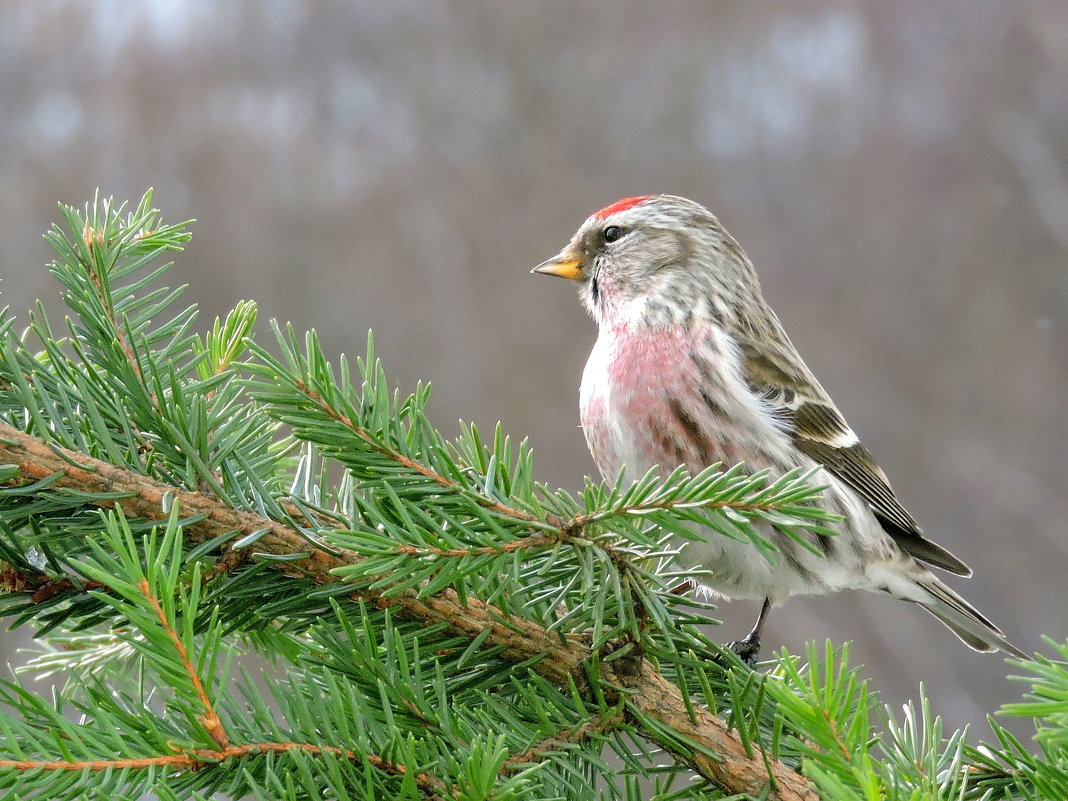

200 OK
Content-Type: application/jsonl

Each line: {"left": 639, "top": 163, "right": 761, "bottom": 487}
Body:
{"left": 1, "top": 1, "right": 1065, "bottom": 739}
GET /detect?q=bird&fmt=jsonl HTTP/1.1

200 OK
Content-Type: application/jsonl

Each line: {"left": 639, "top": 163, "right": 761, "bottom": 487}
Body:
{"left": 532, "top": 194, "right": 1026, "bottom": 662}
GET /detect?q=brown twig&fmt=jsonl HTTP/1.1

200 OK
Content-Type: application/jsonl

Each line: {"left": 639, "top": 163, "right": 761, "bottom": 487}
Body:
{"left": 137, "top": 577, "right": 229, "bottom": 749}
{"left": 393, "top": 529, "right": 566, "bottom": 558}
{"left": 501, "top": 709, "right": 625, "bottom": 772}
{"left": 568, "top": 495, "right": 799, "bottom": 528}
{"left": 82, "top": 223, "right": 143, "bottom": 386}
{"left": 0, "top": 743, "right": 447, "bottom": 798}
{"left": 0, "top": 421, "right": 816, "bottom": 800}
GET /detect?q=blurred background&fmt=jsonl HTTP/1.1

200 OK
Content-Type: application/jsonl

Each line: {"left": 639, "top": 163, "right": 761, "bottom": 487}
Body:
{"left": 1, "top": 0, "right": 1065, "bottom": 739}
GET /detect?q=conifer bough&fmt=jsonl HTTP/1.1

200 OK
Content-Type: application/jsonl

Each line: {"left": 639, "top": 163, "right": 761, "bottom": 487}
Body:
{"left": 0, "top": 192, "right": 1059, "bottom": 801}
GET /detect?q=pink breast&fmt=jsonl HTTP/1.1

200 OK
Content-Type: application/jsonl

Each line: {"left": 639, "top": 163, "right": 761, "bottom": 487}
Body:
{"left": 582, "top": 325, "right": 739, "bottom": 479}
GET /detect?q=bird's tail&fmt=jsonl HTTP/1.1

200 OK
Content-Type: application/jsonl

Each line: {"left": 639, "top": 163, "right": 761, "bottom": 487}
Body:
{"left": 916, "top": 577, "right": 1028, "bottom": 659}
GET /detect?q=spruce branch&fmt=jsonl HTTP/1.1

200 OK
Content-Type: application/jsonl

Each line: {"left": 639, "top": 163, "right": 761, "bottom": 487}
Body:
{"left": 0, "top": 418, "right": 817, "bottom": 800}
{"left": 2, "top": 191, "right": 1059, "bottom": 800}
{"left": 0, "top": 507, "right": 451, "bottom": 800}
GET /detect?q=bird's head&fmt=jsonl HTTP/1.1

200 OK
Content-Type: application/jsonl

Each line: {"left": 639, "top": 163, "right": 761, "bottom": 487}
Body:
{"left": 532, "top": 194, "right": 758, "bottom": 329}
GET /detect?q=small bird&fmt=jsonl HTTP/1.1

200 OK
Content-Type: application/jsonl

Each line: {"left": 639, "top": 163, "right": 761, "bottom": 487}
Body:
{"left": 533, "top": 194, "right": 1025, "bottom": 661}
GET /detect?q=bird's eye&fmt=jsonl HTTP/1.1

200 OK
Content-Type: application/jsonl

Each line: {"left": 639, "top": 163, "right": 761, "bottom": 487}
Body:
{"left": 603, "top": 225, "right": 625, "bottom": 243}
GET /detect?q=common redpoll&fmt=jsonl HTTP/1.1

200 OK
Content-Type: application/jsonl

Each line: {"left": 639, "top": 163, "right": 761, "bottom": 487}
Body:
{"left": 533, "top": 194, "right": 1025, "bottom": 661}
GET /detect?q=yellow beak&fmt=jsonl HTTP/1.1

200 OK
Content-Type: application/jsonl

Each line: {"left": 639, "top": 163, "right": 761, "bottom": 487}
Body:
{"left": 531, "top": 252, "right": 583, "bottom": 281}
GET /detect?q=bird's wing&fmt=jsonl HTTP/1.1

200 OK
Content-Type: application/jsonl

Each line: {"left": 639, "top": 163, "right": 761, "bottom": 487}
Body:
{"left": 738, "top": 335, "right": 972, "bottom": 576}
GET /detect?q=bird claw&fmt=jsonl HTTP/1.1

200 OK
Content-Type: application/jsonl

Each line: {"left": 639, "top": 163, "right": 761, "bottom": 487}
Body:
{"left": 712, "top": 636, "right": 761, "bottom": 669}
{"left": 599, "top": 637, "right": 645, "bottom": 684}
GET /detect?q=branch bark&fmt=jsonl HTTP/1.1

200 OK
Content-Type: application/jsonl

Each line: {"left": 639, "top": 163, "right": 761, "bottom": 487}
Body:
{"left": 0, "top": 421, "right": 816, "bottom": 801}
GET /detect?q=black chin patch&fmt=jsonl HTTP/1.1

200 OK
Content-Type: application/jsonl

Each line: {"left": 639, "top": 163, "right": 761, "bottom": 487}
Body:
{"left": 590, "top": 276, "right": 599, "bottom": 304}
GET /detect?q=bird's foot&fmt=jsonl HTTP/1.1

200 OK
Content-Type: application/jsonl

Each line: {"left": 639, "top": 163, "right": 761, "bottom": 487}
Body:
{"left": 712, "top": 635, "right": 761, "bottom": 669}
{"left": 726, "top": 635, "right": 761, "bottom": 667}
{"left": 599, "top": 637, "right": 645, "bottom": 685}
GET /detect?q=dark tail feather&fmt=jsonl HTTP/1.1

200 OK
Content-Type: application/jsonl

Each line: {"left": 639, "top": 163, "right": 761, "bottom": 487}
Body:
{"left": 918, "top": 579, "right": 1029, "bottom": 659}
